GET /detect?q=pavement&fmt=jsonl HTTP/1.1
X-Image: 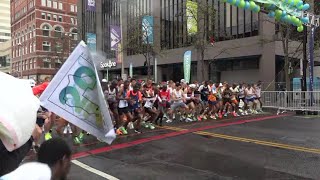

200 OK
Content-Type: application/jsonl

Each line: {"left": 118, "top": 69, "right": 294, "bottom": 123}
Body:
{"left": 28, "top": 112, "right": 320, "bottom": 179}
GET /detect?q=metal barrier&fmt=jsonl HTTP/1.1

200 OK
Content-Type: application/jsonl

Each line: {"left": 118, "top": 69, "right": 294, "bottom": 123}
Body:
{"left": 261, "top": 91, "right": 320, "bottom": 112}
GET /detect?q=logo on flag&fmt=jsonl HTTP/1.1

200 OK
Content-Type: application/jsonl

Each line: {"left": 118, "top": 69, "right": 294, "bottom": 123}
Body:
{"left": 142, "top": 16, "right": 154, "bottom": 44}
{"left": 39, "top": 41, "right": 116, "bottom": 144}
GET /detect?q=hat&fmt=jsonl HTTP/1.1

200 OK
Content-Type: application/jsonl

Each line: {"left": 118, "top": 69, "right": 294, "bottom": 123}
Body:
{"left": 101, "top": 79, "right": 107, "bottom": 83}
{"left": 180, "top": 79, "right": 186, "bottom": 84}
{"left": 189, "top": 84, "right": 196, "bottom": 89}
{"left": 219, "top": 83, "right": 223, "bottom": 87}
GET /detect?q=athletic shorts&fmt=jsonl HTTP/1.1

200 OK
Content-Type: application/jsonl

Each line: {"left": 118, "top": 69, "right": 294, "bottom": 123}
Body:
{"left": 118, "top": 107, "right": 130, "bottom": 115}
{"left": 223, "top": 98, "right": 232, "bottom": 104}
{"left": 159, "top": 101, "right": 171, "bottom": 109}
{"left": 171, "top": 102, "right": 187, "bottom": 111}
{"left": 208, "top": 101, "right": 218, "bottom": 105}
{"left": 36, "top": 117, "right": 45, "bottom": 127}
{"left": 245, "top": 97, "right": 255, "bottom": 103}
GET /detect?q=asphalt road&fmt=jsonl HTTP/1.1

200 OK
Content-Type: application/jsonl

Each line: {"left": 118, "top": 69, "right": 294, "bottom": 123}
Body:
{"left": 39, "top": 113, "right": 320, "bottom": 179}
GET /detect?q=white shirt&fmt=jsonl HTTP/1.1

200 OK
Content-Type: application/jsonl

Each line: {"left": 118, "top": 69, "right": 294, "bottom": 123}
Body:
{"left": 172, "top": 89, "right": 183, "bottom": 103}
{"left": 1, "top": 162, "right": 51, "bottom": 180}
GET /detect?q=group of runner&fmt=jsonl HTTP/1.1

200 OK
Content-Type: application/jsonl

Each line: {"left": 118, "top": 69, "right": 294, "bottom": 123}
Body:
{"left": 31, "top": 77, "right": 263, "bottom": 147}
{"left": 104, "top": 78, "right": 263, "bottom": 136}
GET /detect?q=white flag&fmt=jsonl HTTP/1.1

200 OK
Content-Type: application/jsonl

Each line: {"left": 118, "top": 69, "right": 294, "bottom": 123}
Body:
{"left": 39, "top": 41, "right": 116, "bottom": 144}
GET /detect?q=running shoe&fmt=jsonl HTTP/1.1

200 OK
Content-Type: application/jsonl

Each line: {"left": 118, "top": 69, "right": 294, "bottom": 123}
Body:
{"left": 224, "top": 113, "right": 228, "bottom": 117}
{"left": 142, "top": 122, "right": 150, "bottom": 128}
{"left": 119, "top": 127, "right": 128, "bottom": 135}
{"left": 116, "top": 128, "right": 123, "bottom": 135}
{"left": 148, "top": 123, "right": 155, "bottom": 130}
{"left": 135, "top": 129, "right": 142, "bottom": 134}
{"left": 166, "top": 119, "right": 173, "bottom": 123}
{"left": 44, "top": 132, "right": 52, "bottom": 141}
{"left": 63, "top": 126, "right": 68, "bottom": 134}
{"left": 73, "top": 137, "right": 81, "bottom": 145}
{"left": 186, "top": 118, "right": 193, "bottom": 122}
{"left": 210, "top": 115, "right": 217, "bottom": 120}
{"left": 218, "top": 112, "right": 222, "bottom": 119}
{"left": 79, "top": 132, "right": 85, "bottom": 141}
{"left": 203, "top": 115, "right": 208, "bottom": 120}
{"left": 197, "top": 115, "right": 202, "bottom": 121}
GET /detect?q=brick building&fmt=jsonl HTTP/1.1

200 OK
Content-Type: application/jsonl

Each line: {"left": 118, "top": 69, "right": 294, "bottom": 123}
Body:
{"left": 11, "top": 0, "right": 78, "bottom": 81}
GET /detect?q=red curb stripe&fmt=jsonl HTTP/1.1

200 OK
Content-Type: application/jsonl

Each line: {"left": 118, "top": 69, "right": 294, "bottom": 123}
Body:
{"left": 72, "top": 114, "right": 289, "bottom": 159}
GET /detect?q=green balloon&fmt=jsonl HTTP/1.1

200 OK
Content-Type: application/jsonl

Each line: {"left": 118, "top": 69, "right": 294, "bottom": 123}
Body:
{"left": 231, "top": 0, "right": 237, "bottom": 5}
{"left": 298, "top": 5, "right": 303, "bottom": 9}
{"left": 287, "top": 0, "right": 293, "bottom": 4}
{"left": 250, "top": 1, "right": 256, "bottom": 9}
{"left": 275, "top": 10, "right": 282, "bottom": 18}
{"left": 294, "top": 0, "right": 299, "bottom": 5}
{"left": 239, "top": 0, "right": 245, "bottom": 8}
{"left": 297, "top": 25, "right": 303, "bottom": 32}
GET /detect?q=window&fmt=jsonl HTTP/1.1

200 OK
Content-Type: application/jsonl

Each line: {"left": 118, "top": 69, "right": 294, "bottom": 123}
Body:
{"left": 55, "top": 59, "right": 62, "bottom": 68}
{"left": 25, "top": 60, "right": 28, "bottom": 70}
{"left": 30, "top": 43, "right": 32, "bottom": 53}
{"left": 59, "top": 2, "right": 63, "bottom": 10}
{"left": 33, "top": 25, "right": 36, "bottom": 37}
{"left": 71, "top": 17, "right": 74, "bottom": 24}
{"left": 47, "top": 14, "right": 51, "bottom": 20}
{"left": 29, "top": 59, "right": 33, "bottom": 69}
{"left": 43, "top": 58, "right": 51, "bottom": 68}
{"left": 71, "top": 29, "right": 78, "bottom": 40}
{"left": 53, "top": 1, "right": 57, "bottom": 8}
{"left": 25, "top": 46, "right": 27, "bottom": 55}
{"left": 29, "top": 27, "right": 32, "bottom": 38}
{"left": 33, "top": 42, "right": 36, "bottom": 52}
{"left": 58, "top": 16, "right": 62, "bottom": 22}
{"left": 53, "top": 15, "right": 57, "bottom": 21}
{"left": 41, "top": 12, "right": 46, "bottom": 19}
{"left": 42, "top": 25, "right": 50, "bottom": 36}
{"left": 54, "top": 26, "right": 63, "bottom": 37}
{"left": 33, "top": 59, "right": 36, "bottom": 69}
{"left": 41, "top": 0, "right": 46, "bottom": 6}
{"left": 42, "top": 41, "right": 51, "bottom": 51}
{"left": 55, "top": 42, "right": 62, "bottom": 53}
{"left": 71, "top": 5, "right": 75, "bottom": 12}
{"left": 47, "top": 0, "right": 52, "bottom": 8}
{"left": 75, "top": 6, "right": 77, "bottom": 12}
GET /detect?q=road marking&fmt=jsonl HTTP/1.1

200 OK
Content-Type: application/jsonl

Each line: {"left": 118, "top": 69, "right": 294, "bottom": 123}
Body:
{"left": 73, "top": 114, "right": 288, "bottom": 159}
{"left": 72, "top": 160, "right": 120, "bottom": 180}
{"left": 161, "top": 126, "right": 320, "bottom": 155}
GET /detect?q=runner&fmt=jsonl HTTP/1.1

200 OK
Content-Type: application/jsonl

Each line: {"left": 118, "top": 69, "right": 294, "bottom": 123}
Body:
{"left": 127, "top": 84, "right": 143, "bottom": 133}
{"left": 116, "top": 80, "right": 133, "bottom": 135}
{"left": 157, "top": 84, "right": 172, "bottom": 125}
{"left": 168, "top": 83, "right": 189, "bottom": 122}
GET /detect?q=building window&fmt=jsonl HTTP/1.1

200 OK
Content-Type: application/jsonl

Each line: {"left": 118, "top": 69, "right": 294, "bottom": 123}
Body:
{"left": 54, "top": 26, "right": 63, "bottom": 37}
{"left": 29, "top": 27, "right": 32, "bottom": 38}
{"left": 42, "top": 25, "right": 50, "bottom": 36}
{"left": 25, "top": 60, "right": 28, "bottom": 70}
{"left": 59, "top": 2, "right": 63, "bottom": 10}
{"left": 53, "top": 1, "right": 57, "bottom": 8}
{"left": 29, "top": 59, "right": 33, "bottom": 69}
{"left": 55, "top": 59, "right": 62, "bottom": 68}
{"left": 71, "top": 5, "right": 75, "bottom": 12}
{"left": 30, "top": 43, "right": 32, "bottom": 53}
{"left": 58, "top": 16, "right": 62, "bottom": 22}
{"left": 33, "top": 42, "right": 36, "bottom": 52}
{"left": 47, "top": 0, "right": 52, "bottom": 8}
{"left": 33, "top": 59, "right": 36, "bottom": 69}
{"left": 71, "top": 17, "right": 74, "bottom": 24}
{"left": 47, "top": 14, "right": 51, "bottom": 20}
{"left": 43, "top": 58, "right": 51, "bottom": 68}
{"left": 71, "top": 29, "right": 78, "bottom": 40}
{"left": 25, "top": 46, "right": 27, "bottom": 55}
{"left": 75, "top": 5, "right": 77, "bottom": 12}
{"left": 41, "top": 12, "right": 46, "bottom": 19}
{"left": 41, "top": 0, "right": 46, "bottom": 6}
{"left": 33, "top": 25, "right": 36, "bottom": 37}
{"left": 53, "top": 15, "right": 57, "bottom": 21}
{"left": 42, "top": 41, "right": 51, "bottom": 51}
{"left": 55, "top": 42, "right": 62, "bottom": 53}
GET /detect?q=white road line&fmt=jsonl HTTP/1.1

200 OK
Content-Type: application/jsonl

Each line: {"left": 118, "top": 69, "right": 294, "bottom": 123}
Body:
{"left": 72, "top": 160, "right": 120, "bottom": 180}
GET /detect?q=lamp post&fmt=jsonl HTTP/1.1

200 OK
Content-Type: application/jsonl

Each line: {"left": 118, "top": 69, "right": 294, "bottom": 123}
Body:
{"left": 18, "top": 43, "right": 23, "bottom": 78}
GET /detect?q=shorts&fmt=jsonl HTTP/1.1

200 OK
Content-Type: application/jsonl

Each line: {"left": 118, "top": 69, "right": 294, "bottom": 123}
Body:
{"left": 118, "top": 107, "right": 130, "bottom": 115}
{"left": 36, "top": 117, "right": 45, "bottom": 127}
{"left": 223, "top": 98, "right": 232, "bottom": 104}
{"left": 171, "top": 102, "right": 187, "bottom": 111}
{"left": 208, "top": 101, "right": 217, "bottom": 105}
{"left": 245, "top": 97, "right": 255, "bottom": 103}
{"left": 159, "top": 101, "right": 171, "bottom": 109}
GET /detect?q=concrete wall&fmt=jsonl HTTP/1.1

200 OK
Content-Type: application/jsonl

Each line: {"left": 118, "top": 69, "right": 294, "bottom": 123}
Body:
{"left": 221, "top": 69, "right": 260, "bottom": 84}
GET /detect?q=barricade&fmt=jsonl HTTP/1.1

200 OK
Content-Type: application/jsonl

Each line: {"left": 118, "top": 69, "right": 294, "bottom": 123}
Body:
{"left": 261, "top": 91, "right": 320, "bottom": 113}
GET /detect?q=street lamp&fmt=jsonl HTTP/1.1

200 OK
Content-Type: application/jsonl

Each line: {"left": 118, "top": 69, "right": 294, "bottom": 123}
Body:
{"left": 17, "top": 43, "right": 23, "bottom": 78}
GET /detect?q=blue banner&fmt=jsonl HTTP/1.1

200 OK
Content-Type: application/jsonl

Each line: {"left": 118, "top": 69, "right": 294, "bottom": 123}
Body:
{"left": 86, "top": 33, "right": 96, "bottom": 52}
{"left": 142, "top": 16, "right": 154, "bottom": 44}
{"left": 183, "top": 51, "right": 192, "bottom": 84}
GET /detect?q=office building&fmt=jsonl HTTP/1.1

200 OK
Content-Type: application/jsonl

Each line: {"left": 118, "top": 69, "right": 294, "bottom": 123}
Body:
{"left": 0, "top": 0, "right": 11, "bottom": 73}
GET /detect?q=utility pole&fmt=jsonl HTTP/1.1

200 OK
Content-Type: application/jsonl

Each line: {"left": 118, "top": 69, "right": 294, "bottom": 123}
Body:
{"left": 302, "top": 25, "right": 308, "bottom": 91}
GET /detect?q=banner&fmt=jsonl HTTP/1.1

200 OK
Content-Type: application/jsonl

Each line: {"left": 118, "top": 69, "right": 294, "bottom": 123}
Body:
{"left": 142, "top": 16, "right": 154, "bottom": 44}
{"left": 39, "top": 41, "right": 116, "bottom": 144}
{"left": 186, "top": 0, "right": 198, "bottom": 35}
{"left": 183, "top": 51, "right": 192, "bottom": 84}
{"left": 87, "top": 0, "right": 96, "bottom": 11}
{"left": 116, "top": 43, "right": 122, "bottom": 64}
{"left": 110, "top": 25, "right": 121, "bottom": 50}
{"left": 86, "top": 33, "right": 96, "bottom": 52}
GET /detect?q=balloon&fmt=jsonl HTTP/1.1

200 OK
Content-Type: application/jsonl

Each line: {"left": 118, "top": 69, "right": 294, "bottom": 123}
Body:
{"left": 253, "top": 5, "right": 260, "bottom": 13}
{"left": 268, "top": 11, "right": 275, "bottom": 18}
{"left": 227, "top": 0, "right": 233, "bottom": 3}
{"left": 297, "top": 1, "right": 303, "bottom": 7}
{"left": 282, "top": 11, "right": 287, "bottom": 17}
{"left": 298, "top": 4, "right": 303, "bottom": 10}
{"left": 287, "top": 0, "right": 292, "bottom": 5}
{"left": 302, "top": 3, "right": 310, "bottom": 10}
{"left": 297, "top": 25, "right": 303, "bottom": 32}
{"left": 239, "top": 0, "right": 245, "bottom": 8}
{"left": 301, "top": 17, "right": 309, "bottom": 23}
{"left": 275, "top": 10, "right": 282, "bottom": 18}
{"left": 235, "top": 0, "right": 240, "bottom": 6}
{"left": 244, "top": 1, "right": 250, "bottom": 9}
{"left": 249, "top": 1, "right": 256, "bottom": 9}
{"left": 231, "top": 0, "right": 237, "bottom": 5}
{"left": 293, "top": 0, "right": 299, "bottom": 6}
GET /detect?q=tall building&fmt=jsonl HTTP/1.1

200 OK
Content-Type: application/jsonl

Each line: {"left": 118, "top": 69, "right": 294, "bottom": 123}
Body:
{"left": 11, "top": 0, "right": 78, "bottom": 81}
{"left": 78, "top": 0, "right": 318, "bottom": 90}
{"left": 0, "top": 0, "right": 11, "bottom": 73}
